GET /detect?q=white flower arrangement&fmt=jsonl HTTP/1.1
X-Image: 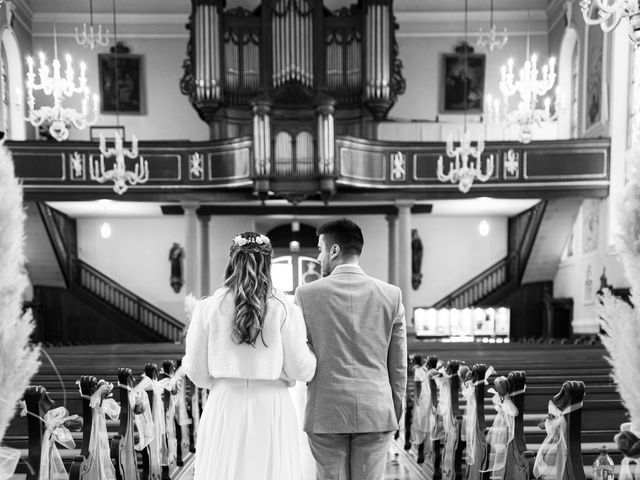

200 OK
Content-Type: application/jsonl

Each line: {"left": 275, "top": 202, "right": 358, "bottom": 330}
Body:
{"left": 0, "top": 143, "right": 41, "bottom": 456}
{"left": 233, "top": 234, "right": 270, "bottom": 247}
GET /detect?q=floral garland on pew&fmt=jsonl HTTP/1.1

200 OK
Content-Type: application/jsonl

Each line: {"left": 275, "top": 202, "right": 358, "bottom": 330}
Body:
{"left": 599, "top": 152, "right": 640, "bottom": 479}
{"left": 0, "top": 143, "right": 41, "bottom": 477}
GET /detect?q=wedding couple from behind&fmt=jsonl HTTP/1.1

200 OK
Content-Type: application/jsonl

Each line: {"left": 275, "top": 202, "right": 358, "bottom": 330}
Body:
{"left": 182, "top": 218, "right": 408, "bottom": 480}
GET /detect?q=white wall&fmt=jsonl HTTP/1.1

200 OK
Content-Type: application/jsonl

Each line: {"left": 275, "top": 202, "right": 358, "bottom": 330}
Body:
{"left": 554, "top": 199, "right": 627, "bottom": 334}
{"left": 74, "top": 213, "right": 508, "bottom": 323}
{"left": 77, "top": 216, "right": 188, "bottom": 321}
{"left": 28, "top": 17, "right": 209, "bottom": 142}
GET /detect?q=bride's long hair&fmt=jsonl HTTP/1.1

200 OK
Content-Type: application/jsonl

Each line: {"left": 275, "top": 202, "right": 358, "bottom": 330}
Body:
{"left": 224, "top": 232, "right": 273, "bottom": 346}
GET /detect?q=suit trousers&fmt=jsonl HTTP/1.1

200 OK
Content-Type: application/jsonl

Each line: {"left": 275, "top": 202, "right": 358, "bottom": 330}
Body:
{"left": 307, "top": 431, "right": 394, "bottom": 480}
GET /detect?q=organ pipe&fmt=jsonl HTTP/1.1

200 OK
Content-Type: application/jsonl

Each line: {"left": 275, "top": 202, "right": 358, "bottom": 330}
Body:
{"left": 194, "top": 2, "right": 221, "bottom": 102}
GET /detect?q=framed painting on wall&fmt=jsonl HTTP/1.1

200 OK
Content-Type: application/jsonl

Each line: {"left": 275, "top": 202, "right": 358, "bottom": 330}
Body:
{"left": 583, "top": 6, "right": 608, "bottom": 134}
{"left": 440, "top": 52, "right": 486, "bottom": 114}
{"left": 98, "top": 53, "right": 144, "bottom": 114}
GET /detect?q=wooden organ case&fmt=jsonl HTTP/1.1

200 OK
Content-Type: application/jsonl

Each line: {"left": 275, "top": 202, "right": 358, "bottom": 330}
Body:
{"left": 180, "top": 0, "right": 405, "bottom": 199}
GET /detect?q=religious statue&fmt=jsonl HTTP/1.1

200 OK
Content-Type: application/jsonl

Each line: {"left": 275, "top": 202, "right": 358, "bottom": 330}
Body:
{"left": 411, "top": 229, "right": 423, "bottom": 290}
{"left": 169, "top": 243, "right": 185, "bottom": 293}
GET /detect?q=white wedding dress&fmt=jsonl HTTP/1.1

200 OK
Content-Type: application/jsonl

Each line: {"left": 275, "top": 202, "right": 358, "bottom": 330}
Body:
{"left": 182, "top": 288, "right": 316, "bottom": 480}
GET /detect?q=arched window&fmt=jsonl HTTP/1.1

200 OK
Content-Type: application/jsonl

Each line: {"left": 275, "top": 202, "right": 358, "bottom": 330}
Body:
{"left": 558, "top": 27, "right": 579, "bottom": 139}
{"left": 1, "top": 21, "right": 26, "bottom": 140}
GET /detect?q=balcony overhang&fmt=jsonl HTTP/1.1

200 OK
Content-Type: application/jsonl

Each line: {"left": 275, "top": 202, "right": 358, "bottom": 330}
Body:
{"left": 6, "top": 136, "right": 610, "bottom": 202}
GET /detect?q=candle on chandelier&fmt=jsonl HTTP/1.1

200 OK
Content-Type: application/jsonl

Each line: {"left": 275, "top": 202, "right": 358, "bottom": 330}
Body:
{"left": 26, "top": 56, "right": 33, "bottom": 75}
{"left": 92, "top": 94, "right": 100, "bottom": 112}
{"left": 65, "top": 54, "right": 73, "bottom": 80}
{"left": 79, "top": 62, "right": 87, "bottom": 81}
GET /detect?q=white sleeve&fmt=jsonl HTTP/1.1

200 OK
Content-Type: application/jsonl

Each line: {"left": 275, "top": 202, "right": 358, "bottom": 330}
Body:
{"left": 281, "top": 301, "right": 316, "bottom": 383}
{"left": 182, "top": 300, "right": 215, "bottom": 389}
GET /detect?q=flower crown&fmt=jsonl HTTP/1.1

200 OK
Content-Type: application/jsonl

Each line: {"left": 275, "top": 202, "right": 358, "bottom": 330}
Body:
{"left": 232, "top": 234, "right": 271, "bottom": 248}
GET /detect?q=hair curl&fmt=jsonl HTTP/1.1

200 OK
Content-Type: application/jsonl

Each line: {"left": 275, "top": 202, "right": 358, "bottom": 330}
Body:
{"left": 224, "top": 232, "right": 273, "bottom": 347}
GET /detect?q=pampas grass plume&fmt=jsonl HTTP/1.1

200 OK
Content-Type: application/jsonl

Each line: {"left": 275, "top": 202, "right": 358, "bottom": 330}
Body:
{"left": 599, "top": 291, "right": 640, "bottom": 430}
{"left": 0, "top": 143, "right": 41, "bottom": 440}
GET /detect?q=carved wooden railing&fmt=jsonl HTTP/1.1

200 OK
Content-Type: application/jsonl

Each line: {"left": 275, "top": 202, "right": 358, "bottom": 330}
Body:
{"left": 37, "top": 202, "right": 183, "bottom": 342}
{"left": 75, "top": 260, "right": 184, "bottom": 342}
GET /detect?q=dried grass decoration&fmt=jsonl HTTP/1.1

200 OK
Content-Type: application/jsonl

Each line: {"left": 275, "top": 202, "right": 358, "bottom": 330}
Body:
{"left": 0, "top": 142, "right": 41, "bottom": 477}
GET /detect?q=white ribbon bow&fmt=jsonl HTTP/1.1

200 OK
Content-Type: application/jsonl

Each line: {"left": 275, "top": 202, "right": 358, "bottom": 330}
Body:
{"left": 461, "top": 366, "right": 495, "bottom": 465}
{"left": 435, "top": 370, "right": 459, "bottom": 479}
{"left": 618, "top": 423, "right": 640, "bottom": 480}
{"left": 39, "top": 406, "right": 78, "bottom": 480}
{"left": 532, "top": 400, "right": 583, "bottom": 479}
{"left": 78, "top": 382, "right": 121, "bottom": 480}
{"left": 411, "top": 366, "right": 432, "bottom": 445}
{"left": 0, "top": 445, "right": 20, "bottom": 478}
{"left": 482, "top": 388, "right": 520, "bottom": 474}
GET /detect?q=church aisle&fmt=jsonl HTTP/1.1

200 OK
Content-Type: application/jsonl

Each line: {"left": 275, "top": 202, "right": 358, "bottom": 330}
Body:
{"left": 180, "top": 381, "right": 422, "bottom": 480}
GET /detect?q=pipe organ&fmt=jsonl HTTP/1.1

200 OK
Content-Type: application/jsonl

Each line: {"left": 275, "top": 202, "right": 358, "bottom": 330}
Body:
{"left": 180, "top": 0, "right": 405, "bottom": 198}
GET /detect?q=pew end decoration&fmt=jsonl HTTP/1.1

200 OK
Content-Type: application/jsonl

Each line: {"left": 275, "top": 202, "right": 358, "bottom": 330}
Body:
{"left": 533, "top": 380, "right": 586, "bottom": 480}
{"left": 0, "top": 142, "right": 41, "bottom": 477}
{"left": 484, "top": 371, "right": 528, "bottom": 480}
{"left": 599, "top": 150, "right": 640, "bottom": 477}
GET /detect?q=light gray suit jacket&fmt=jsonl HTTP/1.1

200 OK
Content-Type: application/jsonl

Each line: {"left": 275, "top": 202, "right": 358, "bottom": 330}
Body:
{"left": 294, "top": 264, "right": 407, "bottom": 434}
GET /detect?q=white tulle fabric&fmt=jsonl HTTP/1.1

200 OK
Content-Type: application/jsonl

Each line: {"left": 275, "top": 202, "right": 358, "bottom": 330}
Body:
{"left": 436, "top": 371, "right": 458, "bottom": 479}
{"left": 532, "top": 400, "right": 582, "bottom": 479}
{"left": 0, "top": 445, "right": 20, "bottom": 478}
{"left": 39, "top": 406, "right": 78, "bottom": 480}
{"left": 411, "top": 366, "right": 433, "bottom": 445}
{"left": 81, "top": 383, "right": 121, "bottom": 480}
{"left": 194, "top": 378, "right": 301, "bottom": 480}
{"left": 461, "top": 366, "right": 495, "bottom": 465}
{"left": 482, "top": 388, "right": 522, "bottom": 474}
{"left": 618, "top": 423, "right": 640, "bottom": 480}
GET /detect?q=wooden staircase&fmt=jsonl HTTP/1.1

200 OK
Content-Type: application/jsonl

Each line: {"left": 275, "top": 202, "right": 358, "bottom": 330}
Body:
{"left": 432, "top": 201, "right": 547, "bottom": 309}
{"left": 35, "top": 203, "right": 183, "bottom": 343}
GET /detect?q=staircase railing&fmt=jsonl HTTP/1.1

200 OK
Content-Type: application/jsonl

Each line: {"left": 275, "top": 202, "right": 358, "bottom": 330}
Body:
{"left": 431, "top": 201, "right": 547, "bottom": 309}
{"left": 74, "top": 259, "right": 184, "bottom": 342}
{"left": 37, "top": 202, "right": 183, "bottom": 342}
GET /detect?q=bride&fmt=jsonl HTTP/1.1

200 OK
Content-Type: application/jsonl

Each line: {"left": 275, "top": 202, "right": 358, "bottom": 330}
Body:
{"left": 182, "top": 231, "right": 316, "bottom": 480}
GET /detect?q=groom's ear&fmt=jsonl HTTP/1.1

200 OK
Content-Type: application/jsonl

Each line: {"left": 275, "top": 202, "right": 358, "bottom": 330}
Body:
{"left": 330, "top": 243, "right": 340, "bottom": 259}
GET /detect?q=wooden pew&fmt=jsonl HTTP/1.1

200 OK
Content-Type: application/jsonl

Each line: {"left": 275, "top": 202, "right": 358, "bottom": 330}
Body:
{"left": 69, "top": 375, "right": 97, "bottom": 479}
{"left": 23, "top": 385, "right": 55, "bottom": 480}
{"left": 110, "top": 368, "right": 138, "bottom": 480}
{"left": 159, "top": 360, "right": 178, "bottom": 479}
{"left": 442, "top": 360, "right": 462, "bottom": 480}
{"left": 463, "top": 364, "right": 490, "bottom": 480}
{"left": 139, "top": 363, "right": 162, "bottom": 480}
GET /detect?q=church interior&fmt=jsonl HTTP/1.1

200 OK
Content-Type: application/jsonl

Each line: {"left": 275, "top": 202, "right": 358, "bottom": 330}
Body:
{"left": 1, "top": 0, "right": 638, "bottom": 478}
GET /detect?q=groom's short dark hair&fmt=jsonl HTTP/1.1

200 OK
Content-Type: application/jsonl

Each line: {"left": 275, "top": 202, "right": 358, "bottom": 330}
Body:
{"left": 317, "top": 218, "right": 364, "bottom": 256}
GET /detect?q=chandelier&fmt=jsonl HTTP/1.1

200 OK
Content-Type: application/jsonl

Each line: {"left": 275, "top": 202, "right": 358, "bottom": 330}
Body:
{"left": 75, "top": 0, "right": 110, "bottom": 50}
{"left": 25, "top": 50, "right": 100, "bottom": 142}
{"left": 477, "top": 0, "right": 508, "bottom": 51}
{"left": 437, "top": 131, "right": 494, "bottom": 193}
{"left": 493, "top": 6, "right": 559, "bottom": 143}
{"left": 25, "top": 13, "right": 100, "bottom": 143}
{"left": 89, "top": 0, "right": 147, "bottom": 195}
{"left": 580, "top": 0, "right": 640, "bottom": 45}
{"left": 89, "top": 132, "right": 149, "bottom": 195}
{"left": 437, "top": 0, "right": 495, "bottom": 193}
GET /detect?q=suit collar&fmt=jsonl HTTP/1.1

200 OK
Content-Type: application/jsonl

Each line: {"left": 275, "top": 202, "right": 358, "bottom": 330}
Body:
{"left": 331, "top": 264, "right": 364, "bottom": 275}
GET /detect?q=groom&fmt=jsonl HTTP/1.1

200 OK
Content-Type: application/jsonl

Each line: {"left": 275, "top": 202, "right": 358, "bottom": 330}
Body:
{"left": 295, "top": 218, "right": 407, "bottom": 480}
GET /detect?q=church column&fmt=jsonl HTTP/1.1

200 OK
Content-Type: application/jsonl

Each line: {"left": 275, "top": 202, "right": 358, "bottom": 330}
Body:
{"left": 396, "top": 200, "right": 414, "bottom": 334}
{"left": 199, "top": 214, "right": 211, "bottom": 296}
{"left": 183, "top": 203, "right": 199, "bottom": 296}
{"left": 386, "top": 213, "right": 398, "bottom": 286}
